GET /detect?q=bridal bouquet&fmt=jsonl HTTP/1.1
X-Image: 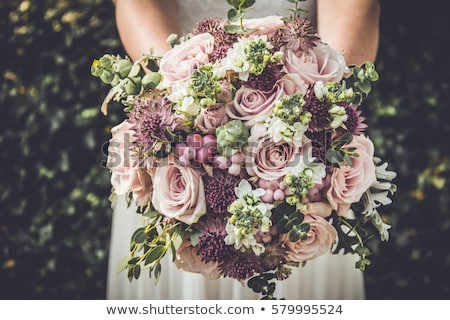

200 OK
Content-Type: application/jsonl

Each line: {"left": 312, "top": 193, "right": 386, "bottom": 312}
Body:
{"left": 92, "top": 0, "right": 396, "bottom": 299}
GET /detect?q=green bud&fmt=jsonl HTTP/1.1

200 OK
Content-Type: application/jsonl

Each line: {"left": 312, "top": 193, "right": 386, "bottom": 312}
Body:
{"left": 142, "top": 72, "right": 161, "bottom": 89}
{"left": 100, "top": 70, "right": 114, "bottom": 84}
{"left": 117, "top": 59, "right": 133, "bottom": 78}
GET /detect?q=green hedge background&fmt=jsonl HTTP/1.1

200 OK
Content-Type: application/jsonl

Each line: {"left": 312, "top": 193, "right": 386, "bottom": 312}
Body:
{"left": 1, "top": 0, "right": 449, "bottom": 299}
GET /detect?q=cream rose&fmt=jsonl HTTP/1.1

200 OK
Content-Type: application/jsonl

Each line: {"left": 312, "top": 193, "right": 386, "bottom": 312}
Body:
{"left": 152, "top": 156, "right": 206, "bottom": 224}
{"left": 227, "top": 75, "right": 304, "bottom": 127}
{"left": 128, "top": 168, "right": 154, "bottom": 207}
{"left": 242, "top": 15, "right": 285, "bottom": 36}
{"left": 174, "top": 240, "right": 221, "bottom": 280}
{"left": 194, "top": 104, "right": 229, "bottom": 135}
{"left": 245, "top": 128, "right": 310, "bottom": 181}
{"left": 107, "top": 120, "right": 137, "bottom": 195}
{"left": 159, "top": 33, "right": 215, "bottom": 89}
{"left": 326, "top": 135, "right": 377, "bottom": 216}
{"left": 281, "top": 214, "right": 337, "bottom": 263}
{"left": 283, "top": 45, "right": 347, "bottom": 85}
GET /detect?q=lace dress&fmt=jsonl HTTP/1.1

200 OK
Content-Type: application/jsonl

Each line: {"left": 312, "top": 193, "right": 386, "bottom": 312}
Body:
{"left": 106, "top": 0, "right": 365, "bottom": 300}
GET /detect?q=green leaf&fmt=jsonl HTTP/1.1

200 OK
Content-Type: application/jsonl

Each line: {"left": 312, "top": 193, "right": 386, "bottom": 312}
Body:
{"left": 224, "top": 24, "right": 241, "bottom": 34}
{"left": 133, "top": 229, "right": 147, "bottom": 244}
{"left": 99, "top": 70, "right": 114, "bottom": 84}
{"left": 326, "top": 149, "right": 344, "bottom": 164}
{"left": 127, "top": 267, "right": 134, "bottom": 282}
{"left": 124, "top": 78, "right": 141, "bottom": 95}
{"left": 142, "top": 72, "right": 161, "bottom": 90}
{"left": 117, "top": 59, "right": 133, "bottom": 78}
{"left": 243, "top": 0, "right": 256, "bottom": 8}
{"left": 144, "top": 245, "right": 166, "bottom": 266}
{"left": 357, "top": 79, "right": 371, "bottom": 94}
{"left": 276, "top": 218, "right": 289, "bottom": 234}
{"left": 227, "top": 8, "right": 240, "bottom": 22}
{"left": 146, "top": 59, "right": 159, "bottom": 72}
{"left": 128, "top": 63, "right": 141, "bottom": 78}
{"left": 133, "top": 264, "right": 141, "bottom": 279}
{"left": 153, "top": 262, "right": 162, "bottom": 285}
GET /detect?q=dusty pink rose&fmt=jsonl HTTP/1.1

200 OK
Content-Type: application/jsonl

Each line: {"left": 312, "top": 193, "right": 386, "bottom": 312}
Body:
{"left": 152, "top": 156, "right": 206, "bottom": 224}
{"left": 107, "top": 120, "right": 137, "bottom": 195}
{"left": 194, "top": 105, "right": 229, "bottom": 135}
{"left": 128, "top": 168, "right": 154, "bottom": 207}
{"left": 227, "top": 75, "right": 304, "bottom": 127}
{"left": 302, "top": 201, "right": 333, "bottom": 218}
{"left": 159, "top": 33, "right": 215, "bottom": 88}
{"left": 242, "top": 15, "right": 285, "bottom": 36}
{"left": 283, "top": 45, "right": 347, "bottom": 85}
{"left": 174, "top": 240, "right": 221, "bottom": 280}
{"left": 281, "top": 214, "right": 337, "bottom": 263}
{"left": 245, "top": 129, "right": 310, "bottom": 181}
{"left": 326, "top": 135, "right": 377, "bottom": 216}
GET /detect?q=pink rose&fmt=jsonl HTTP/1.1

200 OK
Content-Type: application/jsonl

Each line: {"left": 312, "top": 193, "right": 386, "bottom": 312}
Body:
{"left": 174, "top": 240, "right": 221, "bottom": 280}
{"left": 302, "top": 201, "right": 333, "bottom": 218}
{"left": 245, "top": 130, "right": 310, "bottom": 181}
{"left": 227, "top": 76, "right": 303, "bottom": 127}
{"left": 194, "top": 105, "right": 229, "bottom": 135}
{"left": 159, "top": 33, "right": 215, "bottom": 88}
{"left": 152, "top": 156, "right": 206, "bottom": 224}
{"left": 107, "top": 120, "right": 137, "bottom": 195}
{"left": 281, "top": 214, "right": 337, "bottom": 263}
{"left": 242, "top": 15, "right": 285, "bottom": 36}
{"left": 283, "top": 45, "right": 347, "bottom": 85}
{"left": 128, "top": 168, "right": 154, "bottom": 207}
{"left": 326, "top": 135, "right": 377, "bottom": 216}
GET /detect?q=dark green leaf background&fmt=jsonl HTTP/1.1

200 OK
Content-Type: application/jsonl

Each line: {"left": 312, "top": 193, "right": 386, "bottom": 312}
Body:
{"left": 0, "top": 0, "right": 448, "bottom": 299}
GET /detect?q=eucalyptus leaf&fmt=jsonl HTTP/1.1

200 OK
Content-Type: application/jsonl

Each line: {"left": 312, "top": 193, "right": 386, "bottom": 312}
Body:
{"left": 153, "top": 262, "right": 162, "bottom": 285}
{"left": 224, "top": 24, "right": 241, "bottom": 34}
{"left": 227, "top": 8, "right": 240, "bottom": 22}
{"left": 133, "top": 264, "right": 141, "bottom": 279}
{"left": 144, "top": 245, "right": 166, "bottom": 266}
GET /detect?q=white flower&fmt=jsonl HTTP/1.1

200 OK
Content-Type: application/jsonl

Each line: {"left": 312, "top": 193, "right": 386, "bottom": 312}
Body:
{"left": 168, "top": 81, "right": 202, "bottom": 116}
{"left": 235, "top": 179, "right": 264, "bottom": 199}
{"left": 266, "top": 117, "right": 308, "bottom": 147}
{"left": 222, "top": 37, "right": 251, "bottom": 81}
{"left": 328, "top": 104, "right": 348, "bottom": 129}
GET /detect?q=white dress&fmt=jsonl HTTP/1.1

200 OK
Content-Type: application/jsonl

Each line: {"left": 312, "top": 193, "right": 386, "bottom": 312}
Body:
{"left": 106, "top": 0, "right": 365, "bottom": 300}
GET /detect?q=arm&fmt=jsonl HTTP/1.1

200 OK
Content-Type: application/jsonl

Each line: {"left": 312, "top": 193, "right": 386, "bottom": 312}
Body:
{"left": 114, "top": 0, "right": 180, "bottom": 60}
{"left": 317, "top": 0, "right": 381, "bottom": 65}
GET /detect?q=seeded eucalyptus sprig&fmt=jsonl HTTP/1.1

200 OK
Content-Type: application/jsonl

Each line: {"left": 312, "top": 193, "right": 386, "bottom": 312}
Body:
{"left": 273, "top": 203, "right": 310, "bottom": 242}
{"left": 345, "top": 62, "right": 379, "bottom": 104}
{"left": 330, "top": 212, "right": 377, "bottom": 271}
{"left": 91, "top": 53, "right": 161, "bottom": 115}
{"left": 225, "top": 0, "right": 256, "bottom": 35}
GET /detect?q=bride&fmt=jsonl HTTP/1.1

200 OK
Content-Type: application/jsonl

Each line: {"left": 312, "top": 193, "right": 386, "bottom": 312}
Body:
{"left": 106, "top": 0, "right": 381, "bottom": 299}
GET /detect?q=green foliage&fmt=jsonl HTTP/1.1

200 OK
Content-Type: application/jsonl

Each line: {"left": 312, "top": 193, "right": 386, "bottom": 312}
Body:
{"left": 216, "top": 119, "right": 249, "bottom": 157}
{"left": 0, "top": 0, "right": 449, "bottom": 300}
{"left": 362, "top": 0, "right": 450, "bottom": 299}
{"left": 0, "top": 0, "right": 122, "bottom": 299}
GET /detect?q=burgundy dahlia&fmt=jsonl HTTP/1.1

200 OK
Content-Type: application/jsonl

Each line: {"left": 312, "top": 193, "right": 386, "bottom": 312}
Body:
{"left": 305, "top": 130, "right": 331, "bottom": 164}
{"left": 219, "top": 251, "right": 262, "bottom": 280}
{"left": 194, "top": 217, "right": 234, "bottom": 263}
{"left": 202, "top": 169, "right": 241, "bottom": 215}
{"left": 304, "top": 90, "right": 330, "bottom": 131}
{"left": 246, "top": 63, "right": 284, "bottom": 92}
{"left": 128, "top": 93, "right": 177, "bottom": 153}
{"left": 337, "top": 103, "right": 367, "bottom": 135}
